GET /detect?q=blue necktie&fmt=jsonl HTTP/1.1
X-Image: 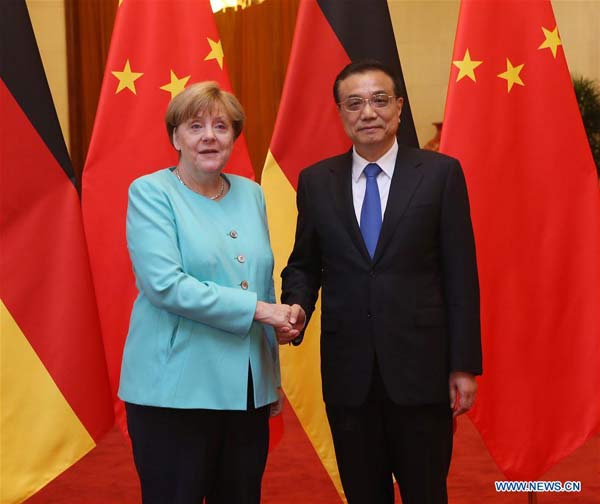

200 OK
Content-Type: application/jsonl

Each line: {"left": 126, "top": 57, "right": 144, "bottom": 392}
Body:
{"left": 360, "top": 163, "right": 382, "bottom": 258}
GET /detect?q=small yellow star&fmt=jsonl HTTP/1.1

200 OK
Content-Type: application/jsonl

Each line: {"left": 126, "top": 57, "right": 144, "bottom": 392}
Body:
{"left": 204, "top": 38, "right": 224, "bottom": 69}
{"left": 118, "top": 0, "right": 123, "bottom": 5}
{"left": 453, "top": 49, "right": 483, "bottom": 82}
{"left": 160, "top": 70, "right": 191, "bottom": 99}
{"left": 497, "top": 58, "right": 525, "bottom": 93}
{"left": 538, "top": 25, "right": 562, "bottom": 58}
{"left": 111, "top": 59, "right": 144, "bottom": 94}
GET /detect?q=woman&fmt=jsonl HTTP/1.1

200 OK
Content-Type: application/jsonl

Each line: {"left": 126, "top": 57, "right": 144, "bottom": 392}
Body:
{"left": 118, "top": 81, "right": 294, "bottom": 503}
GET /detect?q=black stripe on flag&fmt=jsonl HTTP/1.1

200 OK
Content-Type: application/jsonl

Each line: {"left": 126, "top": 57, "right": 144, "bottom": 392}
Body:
{"left": 1, "top": 0, "right": 75, "bottom": 185}
{"left": 317, "top": 0, "right": 419, "bottom": 148}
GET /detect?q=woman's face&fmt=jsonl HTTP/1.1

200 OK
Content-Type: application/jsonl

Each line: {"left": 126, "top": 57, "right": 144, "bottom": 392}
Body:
{"left": 173, "top": 108, "right": 234, "bottom": 176}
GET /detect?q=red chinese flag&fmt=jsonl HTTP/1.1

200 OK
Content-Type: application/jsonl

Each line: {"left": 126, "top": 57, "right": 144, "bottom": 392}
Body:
{"left": 1, "top": 2, "right": 113, "bottom": 501}
{"left": 440, "top": 0, "right": 600, "bottom": 480}
{"left": 83, "top": 0, "right": 255, "bottom": 429}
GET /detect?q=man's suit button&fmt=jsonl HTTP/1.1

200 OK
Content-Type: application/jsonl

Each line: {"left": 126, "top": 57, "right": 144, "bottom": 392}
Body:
{"left": 369, "top": 270, "right": 375, "bottom": 277}
{"left": 367, "top": 312, "right": 372, "bottom": 319}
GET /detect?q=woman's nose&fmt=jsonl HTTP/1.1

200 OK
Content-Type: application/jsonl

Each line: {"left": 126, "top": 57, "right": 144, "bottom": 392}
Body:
{"left": 202, "top": 126, "right": 216, "bottom": 140}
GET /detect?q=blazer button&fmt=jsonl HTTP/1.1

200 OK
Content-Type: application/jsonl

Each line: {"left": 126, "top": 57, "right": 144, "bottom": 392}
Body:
{"left": 240, "top": 280, "right": 249, "bottom": 290}
{"left": 236, "top": 255, "right": 246, "bottom": 263}
{"left": 367, "top": 311, "right": 372, "bottom": 319}
{"left": 229, "top": 230, "right": 238, "bottom": 239}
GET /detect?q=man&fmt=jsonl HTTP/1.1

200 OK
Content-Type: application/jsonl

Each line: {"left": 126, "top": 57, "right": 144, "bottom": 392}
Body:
{"left": 278, "top": 60, "right": 482, "bottom": 504}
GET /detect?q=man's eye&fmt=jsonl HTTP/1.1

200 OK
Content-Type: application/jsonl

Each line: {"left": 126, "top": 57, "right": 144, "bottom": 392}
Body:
{"left": 371, "top": 95, "right": 390, "bottom": 107}
{"left": 346, "top": 98, "right": 364, "bottom": 110}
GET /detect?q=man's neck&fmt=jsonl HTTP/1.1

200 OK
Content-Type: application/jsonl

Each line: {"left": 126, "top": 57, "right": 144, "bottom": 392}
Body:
{"left": 355, "top": 140, "right": 396, "bottom": 162}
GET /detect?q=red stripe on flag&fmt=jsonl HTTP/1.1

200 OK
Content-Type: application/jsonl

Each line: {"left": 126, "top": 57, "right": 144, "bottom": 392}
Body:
{"left": 1, "top": 80, "right": 113, "bottom": 439}
{"left": 269, "top": 0, "right": 350, "bottom": 189}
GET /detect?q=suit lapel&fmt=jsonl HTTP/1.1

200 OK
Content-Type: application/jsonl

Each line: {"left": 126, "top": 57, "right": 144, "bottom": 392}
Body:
{"left": 330, "top": 151, "right": 372, "bottom": 262}
{"left": 373, "top": 145, "right": 424, "bottom": 264}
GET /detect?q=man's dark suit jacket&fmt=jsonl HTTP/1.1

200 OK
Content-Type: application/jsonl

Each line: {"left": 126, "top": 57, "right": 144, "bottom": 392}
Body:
{"left": 281, "top": 145, "right": 482, "bottom": 407}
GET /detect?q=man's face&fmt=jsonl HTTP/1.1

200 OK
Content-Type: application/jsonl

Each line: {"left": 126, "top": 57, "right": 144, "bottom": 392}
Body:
{"left": 336, "top": 70, "right": 403, "bottom": 161}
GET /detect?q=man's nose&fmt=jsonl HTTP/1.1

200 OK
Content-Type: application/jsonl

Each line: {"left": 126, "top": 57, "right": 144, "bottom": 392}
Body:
{"left": 360, "top": 102, "right": 377, "bottom": 118}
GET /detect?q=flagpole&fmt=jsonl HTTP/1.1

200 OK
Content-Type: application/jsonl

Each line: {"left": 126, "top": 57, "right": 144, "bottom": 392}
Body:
{"left": 528, "top": 492, "right": 537, "bottom": 503}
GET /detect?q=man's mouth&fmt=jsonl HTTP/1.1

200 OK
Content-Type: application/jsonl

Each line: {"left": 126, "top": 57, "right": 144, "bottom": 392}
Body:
{"left": 358, "top": 125, "right": 381, "bottom": 132}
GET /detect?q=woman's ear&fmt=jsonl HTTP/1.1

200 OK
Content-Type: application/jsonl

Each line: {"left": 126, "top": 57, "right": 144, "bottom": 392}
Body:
{"left": 172, "top": 127, "right": 180, "bottom": 151}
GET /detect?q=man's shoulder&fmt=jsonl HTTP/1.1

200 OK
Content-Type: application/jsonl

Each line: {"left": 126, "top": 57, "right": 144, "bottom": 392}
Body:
{"left": 399, "top": 145, "right": 460, "bottom": 168}
{"left": 300, "top": 151, "right": 351, "bottom": 179}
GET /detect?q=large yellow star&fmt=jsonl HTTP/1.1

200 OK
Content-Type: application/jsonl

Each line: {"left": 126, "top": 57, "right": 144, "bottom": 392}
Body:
{"left": 160, "top": 70, "right": 191, "bottom": 99}
{"left": 111, "top": 59, "right": 143, "bottom": 94}
{"left": 453, "top": 49, "right": 483, "bottom": 82}
{"left": 204, "top": 38, "right": 224, "bottom": 69}
{"left": 538, "top": 25, "right": 562, "bottom": 58}
{"left": 497, "top": 58, "right": 524, "bottom": 93}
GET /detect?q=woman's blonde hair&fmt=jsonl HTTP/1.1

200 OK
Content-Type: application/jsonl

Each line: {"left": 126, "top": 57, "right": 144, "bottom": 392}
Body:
{"left": 165, "top": 81, "right": 245, "bottom": 146}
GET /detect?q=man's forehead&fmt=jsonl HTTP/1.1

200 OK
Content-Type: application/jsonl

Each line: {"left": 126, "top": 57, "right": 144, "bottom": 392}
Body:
{"left": 338, "top": 70, "right": 394, "bottom": 95}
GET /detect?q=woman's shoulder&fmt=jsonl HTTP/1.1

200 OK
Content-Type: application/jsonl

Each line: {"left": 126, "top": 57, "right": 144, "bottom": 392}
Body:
{"left": 130, "top": 167, "right": 175, "bottom": 190}
{"left": 226, "top": 174, "right": 263, "bottom": 199}
{"left": 227, "top": 173, "right": 260, "bottom": 190}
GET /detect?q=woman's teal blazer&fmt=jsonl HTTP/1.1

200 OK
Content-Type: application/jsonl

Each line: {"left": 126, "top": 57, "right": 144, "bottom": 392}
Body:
{"left": 118, "top": 169, "right": 280, "bottom": 410}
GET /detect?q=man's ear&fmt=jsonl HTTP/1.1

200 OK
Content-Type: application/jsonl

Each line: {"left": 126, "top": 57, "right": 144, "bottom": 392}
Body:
{"left": 397, "top": 96, "right": 404, "bottom": 119}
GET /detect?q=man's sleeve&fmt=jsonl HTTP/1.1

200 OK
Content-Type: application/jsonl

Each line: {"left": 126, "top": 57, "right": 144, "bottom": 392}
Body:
{"left": 280, "top": 170, "right": 323, "bottom": 340}
{"left": 440, "top": 160, "right": 482, "bottom": 374}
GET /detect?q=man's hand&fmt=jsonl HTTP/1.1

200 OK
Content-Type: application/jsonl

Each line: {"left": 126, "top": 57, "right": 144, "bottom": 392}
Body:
{"left": 449, "top": 371, "right": 477, "bottom": 417}
{"left": 275, "top": 304, "right": 306, "bottom": 344}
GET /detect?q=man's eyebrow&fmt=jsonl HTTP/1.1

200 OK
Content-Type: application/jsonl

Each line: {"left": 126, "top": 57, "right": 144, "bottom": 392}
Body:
{"left": 344, "top": 89, "right": 388, "bottom": 98}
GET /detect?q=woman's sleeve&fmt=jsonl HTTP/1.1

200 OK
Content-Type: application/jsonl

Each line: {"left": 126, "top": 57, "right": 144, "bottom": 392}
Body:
{"left": 260, "top": 186, "right": 281, "bottom": 386}
{"left": 126, "top": 178, "right": 257, "bottom": 336}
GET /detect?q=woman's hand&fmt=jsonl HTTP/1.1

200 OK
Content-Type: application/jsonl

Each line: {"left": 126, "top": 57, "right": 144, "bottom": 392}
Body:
{"left": 254, "top": 301, "right": 293, "bottom": 328}
{"left": 270, "top": 387, "right": 285, "bottom": 417}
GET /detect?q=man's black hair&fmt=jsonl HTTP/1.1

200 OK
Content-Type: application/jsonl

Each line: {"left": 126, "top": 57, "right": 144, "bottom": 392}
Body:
{"left": 333, "top": 59, "right": 403, "bottom": 103}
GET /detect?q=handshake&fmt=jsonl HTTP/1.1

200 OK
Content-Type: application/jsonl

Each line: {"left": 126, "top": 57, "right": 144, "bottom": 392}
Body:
{"left": 254, "top": 301, "right": 307, "bottom": 345}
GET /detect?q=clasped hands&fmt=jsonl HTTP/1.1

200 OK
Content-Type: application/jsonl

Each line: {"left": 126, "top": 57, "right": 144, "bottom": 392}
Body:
{"left": 254, "top": 301, "right": 306, "bottom": 344}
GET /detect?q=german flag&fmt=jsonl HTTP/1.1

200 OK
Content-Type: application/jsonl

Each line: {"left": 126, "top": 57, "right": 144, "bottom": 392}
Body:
{"left": 0, "top": 2, "right": 113, "bottom": 502}
{"left": 262, "top": 0, "right": 417, "bottom": 498}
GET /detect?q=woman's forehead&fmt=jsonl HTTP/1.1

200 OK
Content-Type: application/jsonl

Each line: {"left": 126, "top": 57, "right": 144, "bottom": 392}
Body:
{"left": 187, "top": 105, "right": 229, "bottom": 122}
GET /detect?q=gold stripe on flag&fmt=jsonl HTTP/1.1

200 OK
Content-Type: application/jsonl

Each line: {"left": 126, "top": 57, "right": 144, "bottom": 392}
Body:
{"left": 0, "top": 300, "right": 95, "bottom": 503}
{"left": 262, "top": 151, "right": 344, "bottom": 500}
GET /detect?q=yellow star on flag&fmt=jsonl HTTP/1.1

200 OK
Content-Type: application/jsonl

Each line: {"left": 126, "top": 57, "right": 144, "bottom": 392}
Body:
{"left": 111, "top": 59, "right": 143, "bottom": 94}
{"left": 453, "top": 49, "right": 483, "bottom": 82}
{"left": 538, "top": 25, "right": 561, "bottom": 58}
{"left": 160, "top": 70, "right": 191, "bottom": 99}
{"left": 204, "top": 38, "right": 224, "bottom": 69}
{"left": 497, "top": 58, "right": 524, "bottom": 93}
